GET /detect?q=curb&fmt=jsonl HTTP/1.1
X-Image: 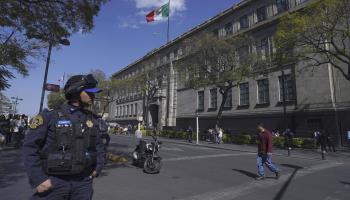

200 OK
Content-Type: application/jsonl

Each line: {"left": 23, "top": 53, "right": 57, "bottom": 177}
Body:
{"left": 112, "top": 135, "right": 350, "bottom": 160}
{"left": 153, "top": 137, "right": 349, "bottom": 161}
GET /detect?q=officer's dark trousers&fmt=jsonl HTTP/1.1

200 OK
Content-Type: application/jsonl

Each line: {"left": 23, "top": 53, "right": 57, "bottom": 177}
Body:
{"left": 31, "top": 176, "right": 93, "bottom": 200}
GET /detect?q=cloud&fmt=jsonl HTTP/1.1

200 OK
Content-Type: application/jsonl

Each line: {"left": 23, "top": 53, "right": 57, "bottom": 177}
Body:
{"left": 134, "top": 0, "right": 186, "bottom": 12}
{"left": 119, "top": 0, "right": 186, "bottom": 29}
{"left": 118, "top": 16, "right": 140, "bottom": 29}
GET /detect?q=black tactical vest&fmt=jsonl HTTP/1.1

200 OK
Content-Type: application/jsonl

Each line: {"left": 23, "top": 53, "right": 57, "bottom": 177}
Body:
{"left": 43, "top": 110, "right": 98, "bottom": 175}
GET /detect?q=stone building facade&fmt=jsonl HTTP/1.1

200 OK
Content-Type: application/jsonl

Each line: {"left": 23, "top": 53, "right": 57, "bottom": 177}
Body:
{"left": 109, "top": 0, "right": 350, "bottom": 145}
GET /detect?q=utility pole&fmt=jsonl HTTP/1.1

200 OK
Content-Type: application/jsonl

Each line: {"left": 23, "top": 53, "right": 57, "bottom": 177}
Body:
{"left": 39, "top": 39, "right": 70, "bottom": 112}
{"left": 11, "top": 96, "right": 23, "bottom": 114}
{"left": 281, "top": 69, "right": 287, "bottom": 131}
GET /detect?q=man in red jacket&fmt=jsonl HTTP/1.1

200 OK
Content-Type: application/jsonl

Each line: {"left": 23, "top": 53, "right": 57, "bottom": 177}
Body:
{"left": 256, "top": 123, "right": 280, "bottom": 180}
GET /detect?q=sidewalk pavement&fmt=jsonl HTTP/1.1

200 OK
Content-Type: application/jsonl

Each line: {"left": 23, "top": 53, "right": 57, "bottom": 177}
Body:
{"left": 139, "top": 135, "right": 350, "bottom": 161}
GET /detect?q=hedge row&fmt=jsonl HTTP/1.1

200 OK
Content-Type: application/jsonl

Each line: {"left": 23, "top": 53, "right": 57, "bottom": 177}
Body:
{"left": 142, "top": 130, "right": 318, "bottom": 149}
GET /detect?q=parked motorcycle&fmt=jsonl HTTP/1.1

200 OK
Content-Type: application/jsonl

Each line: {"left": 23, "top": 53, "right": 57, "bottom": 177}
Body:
{"left": 132, "top": 135, "right": 162, "bottom": 174}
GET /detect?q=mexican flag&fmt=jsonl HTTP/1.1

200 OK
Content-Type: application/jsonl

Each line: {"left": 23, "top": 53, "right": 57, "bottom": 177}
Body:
{"left": 146, "top": 2, "right": 170, "bottom": 23}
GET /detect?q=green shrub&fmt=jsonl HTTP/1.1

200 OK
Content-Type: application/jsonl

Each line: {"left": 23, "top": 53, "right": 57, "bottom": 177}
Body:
{"left": 231, "top": 134, "right": 251, "bottom": 144}
{"left": 272, "top": 136, "right": 285, "bottom": 148}
{"left": 167, "top": 130, "right": 175, "bottom": 138}
{"left": 223, "top": 134, "right": 231, "bottom": 143}
{"left": 301, "top": 138, "right": 317, "bottom": 149}
{"left": 175, "top": 131, "right": 185, "bottom": 139}
{"left": 292, "top": 138, "right": 303, "bottom": 148}
{"left": 250, "top": 135, "right": 258, "bottom": 145}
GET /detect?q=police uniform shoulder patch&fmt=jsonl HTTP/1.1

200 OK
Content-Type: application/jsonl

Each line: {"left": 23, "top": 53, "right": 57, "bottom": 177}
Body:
{"left": 86, "top": 120, "right": 93, "bottom": 128}
{"left": 29, "top": 115, "right": 44, "bottom": 129}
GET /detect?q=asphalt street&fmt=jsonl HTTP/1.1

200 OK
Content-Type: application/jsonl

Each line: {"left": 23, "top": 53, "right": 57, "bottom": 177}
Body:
{"left": 0, "top": 134, "right": 349, "bottom": 200}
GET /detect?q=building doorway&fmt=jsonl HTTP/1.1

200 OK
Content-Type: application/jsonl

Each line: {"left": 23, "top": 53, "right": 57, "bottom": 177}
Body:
{"left": 149, "top": 104, "right": 159, "bottom": 128}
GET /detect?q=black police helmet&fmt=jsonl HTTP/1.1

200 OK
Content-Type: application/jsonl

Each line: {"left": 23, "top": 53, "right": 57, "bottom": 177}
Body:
{"left": 64, "top": 74, "right": 102, "bottom": 99}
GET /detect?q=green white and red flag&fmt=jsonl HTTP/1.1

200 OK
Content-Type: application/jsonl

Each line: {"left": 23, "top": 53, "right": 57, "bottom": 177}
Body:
{"left": 146, "top": 2, "right": 170, "bottom": 23}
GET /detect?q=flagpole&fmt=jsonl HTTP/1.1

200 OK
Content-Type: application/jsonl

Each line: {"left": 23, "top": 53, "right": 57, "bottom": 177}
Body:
{"left": 62, "top": 72, "right": 65, "bottom": 88}
{"left": 167, "top": 0, "right": 170, "bottom": 43}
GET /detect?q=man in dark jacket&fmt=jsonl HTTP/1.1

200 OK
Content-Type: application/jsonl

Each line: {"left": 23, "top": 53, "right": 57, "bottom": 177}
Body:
{"left": 23, "top": 74, "right": 105, "bottom": 200}
{"left": 256, "top": 123, "right": 280, "bottom": 180}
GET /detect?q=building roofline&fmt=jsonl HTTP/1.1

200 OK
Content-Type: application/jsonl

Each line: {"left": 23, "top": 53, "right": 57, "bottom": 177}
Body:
{"left": 112, "top": 0, "right": 253, "bottom": 78}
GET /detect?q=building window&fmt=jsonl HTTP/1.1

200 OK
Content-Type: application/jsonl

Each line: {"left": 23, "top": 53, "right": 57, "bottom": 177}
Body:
{"left": 256, "top": 6, "right": 266, "bottom": 22}
{"left": 213, "top": 28, "right": 219, "bottom": 37}
{"left": 209, "top": 88, "right": 217, "bottom": 109}
{"left": 276, "top": 0, "right": 288, "bottom": 13}
{"left": 127, "top": 105, "right": 129, "bottom": 116}
{"left": 238, "top": 45, "right": 249, "bottom": 65}
{"left": 130, "top": 104, "right": 134, "bottom": 116}
{"left": 240, "top": 15, "right": 249, "bottom": 29}
{"left": 135, "top": 103, "right": 138, "bottom": 116}
{"left": 239, "top": 83, "right": 249, "bottom": 105}
{"left": 197, "top": 91, "right": 204, "bottom": 111}
{"left": 224, "top": 22, "right": 233, "bottom": 35}
{"left": 257, "top": 79, "right": 270, "bottom": 104}
{"left": 279, "top": 74, "right": 295, "bottom": 101}
{"left": 178, "top": 48, "right": 183, "bottom": 56}
{"left": 224, "top": 88, "right": 232, "bottom": 108}
{"left": 257, "top": 38, "right": 269, "bottom": 60}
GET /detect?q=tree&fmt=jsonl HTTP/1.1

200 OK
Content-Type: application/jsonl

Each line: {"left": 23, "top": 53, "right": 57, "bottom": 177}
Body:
{"left": 0, "top": 0, "right": 109, "bottom": 90}
{"left": 112, "top": 63, "right": 167, "bottom": 125}
{"left": 90, "top": 69, "right": 111, "bottom": 116}
{"left": 275, "top": 0, "right": 350, "bottom": 80}
{"left": 47, "top": 90, "right": 65, "bottom": 110}
{"left": 176, "top": 33, "right": 261, "bottom": 127}
{"left": 133, "top": 66, "right": 167, "bottom": 125}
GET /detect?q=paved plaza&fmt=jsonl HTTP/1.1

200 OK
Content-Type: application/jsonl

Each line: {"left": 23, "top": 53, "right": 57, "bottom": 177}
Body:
{"left": 1, "top": 134, "right": 349, "bottom": 200}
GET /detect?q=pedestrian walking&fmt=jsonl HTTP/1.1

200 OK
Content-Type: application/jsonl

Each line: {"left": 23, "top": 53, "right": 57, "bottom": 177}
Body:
{"left": 283, "top": 128, "right": 293, "bottom": 148}
{"left": 5, "top": 114, "right": 13, "bottom": 146}
{"left": 0, "top": 115, "right": 8, "bottom": 149}
{"left": 214, "top": 126, "right": 220, "bottom": 144}
{"left": 217, "top": 128, "right": 223, "bottom": 144}
{"left": 187, "top": 126, "right": 193, "bottom": 143}
{"left": 22, "top": 74, "right": 106, "bottom": 200}
{"left": 255, "top": 123, "right": 280, "bottom": 180}
{"left": 314, "top": 128, "right": 322, "bottom": 146}
{"left": 319, "top": 129, "right": 327, "bottom": 152}
{"left": 325, "top": 130, "right": 336, "bottom": 152}
{"left": 99, "top": 117, "right": 110, "bottom": 165}
{"left": 207, "top": 128, "right": 213, "bottom": 142}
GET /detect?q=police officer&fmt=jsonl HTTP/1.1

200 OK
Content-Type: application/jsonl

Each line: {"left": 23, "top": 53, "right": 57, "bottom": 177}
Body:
{"left": 23, "top": 74, "right": 105, "bottom": 200}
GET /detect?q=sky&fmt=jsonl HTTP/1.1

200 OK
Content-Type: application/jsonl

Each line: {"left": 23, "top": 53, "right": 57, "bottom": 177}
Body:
{"left": 4, "top": 0, "right": 240, "bottom": 116}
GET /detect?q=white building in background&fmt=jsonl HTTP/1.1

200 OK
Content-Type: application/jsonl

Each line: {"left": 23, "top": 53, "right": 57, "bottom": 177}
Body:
{"left": 109, "top": 0, "right": 350, "bottom": 145}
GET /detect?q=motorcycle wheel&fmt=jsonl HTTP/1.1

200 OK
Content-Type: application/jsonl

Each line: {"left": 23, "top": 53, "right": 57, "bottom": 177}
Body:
{"left": 143, "top": 157, "right": 161, "bottom": 174}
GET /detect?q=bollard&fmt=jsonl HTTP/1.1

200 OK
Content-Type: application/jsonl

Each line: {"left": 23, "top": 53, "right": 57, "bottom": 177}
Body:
{"left": 321, "top": 150, "right": 326, "bottom": 160}
{"left": 287, "top": 147, "right": 291, "bottom": 156}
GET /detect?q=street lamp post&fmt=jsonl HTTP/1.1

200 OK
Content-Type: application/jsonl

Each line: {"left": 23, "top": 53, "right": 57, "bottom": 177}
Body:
{"left": 196, "top": 110, "right": 199, "bottom": 145}
{"left": 281, "top": 69, "right": 291, "bottom": 156}
{"left": 11, "top": 96, "right": 23, "bottom": 114}
{"left": 39, "top": 39, "right": 70, "bottom": 112}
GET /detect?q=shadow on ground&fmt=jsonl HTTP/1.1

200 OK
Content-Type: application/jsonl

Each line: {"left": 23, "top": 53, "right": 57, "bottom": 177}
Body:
{"left": 232, "top": 169, "right": 258, "bottom": 179}
{"left": 272, "top": 164, "right": 303, "bottom": 200}
{"left": 0, "top": 148, "right": 27, "bottom": 188}
{"left": 339, "top": 181, "right": 350, "bottom": 186}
